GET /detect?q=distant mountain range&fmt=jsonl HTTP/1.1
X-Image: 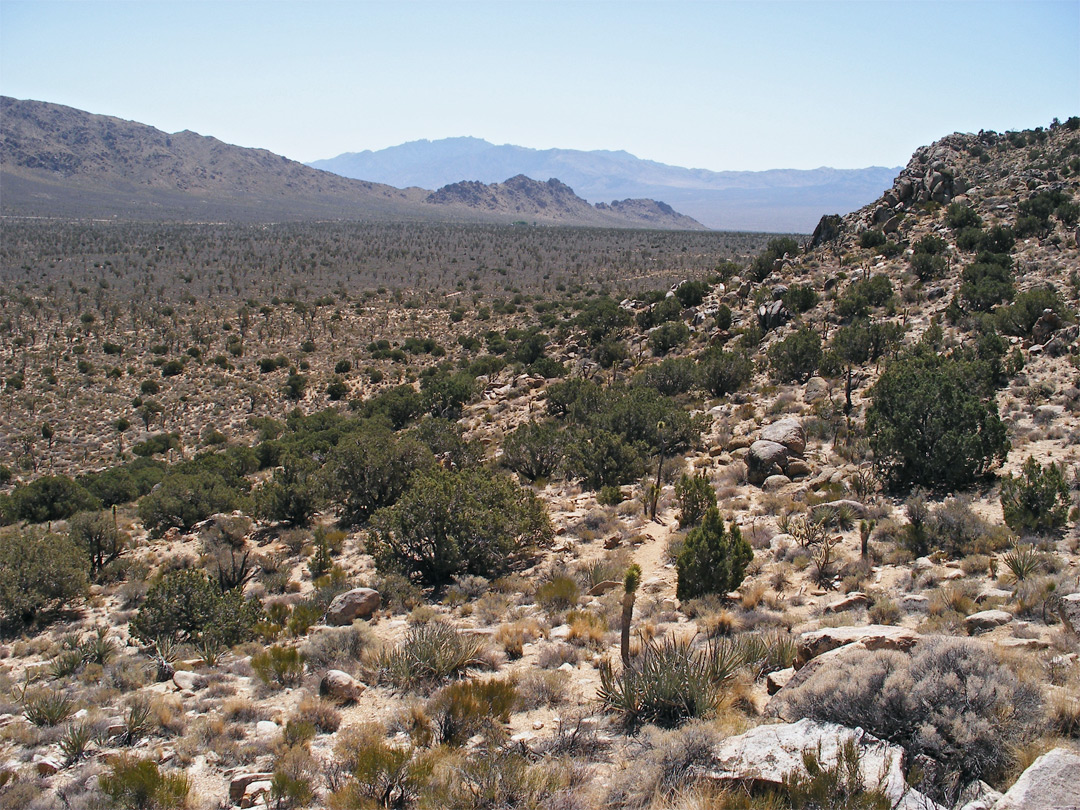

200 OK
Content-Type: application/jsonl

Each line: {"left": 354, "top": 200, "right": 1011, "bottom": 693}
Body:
{"left": 0, "top": 97, "right": 702, "bottom": 230}
{"left": 310, "top": 137, "right": 902, "bottom": 233}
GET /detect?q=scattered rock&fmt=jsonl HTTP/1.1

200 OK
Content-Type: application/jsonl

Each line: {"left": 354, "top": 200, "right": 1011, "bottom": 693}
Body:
{"left": 964, "top": 610, "right": 1013, "bottom": 633}
{"left": 956, "top": 780, "right": 1002, "bottom": 810}
{"left": 824, "top": 592, "right": 870, "bottom": 613}
{"left": 242, "top": 780, "right": 274, "bottom": 808}
{"left": 255, "top": 720, "right": 279, "bottom": 738}
{"left": 796, "top": 625, "right": 919, "bottom": 667}
{"left": 760, "top": 418, "right": 806, "bottom": 456}
{"left": 747, "top": 440, "right": 789, "bottom": 485}
{"left": 320, "top": 670, "right": 366, "bottom": 703}
{"left": 707, "top": 719, "right": 941, "bottom": 810}
{"left": 34, "top": 756, "right": 61, "bottom": 776}
{"left": 229, "top": 772, "right": 276, "bottom": 804}
{"left": 325, "top": 588, "right": 381, "bottom": 625}
{"left": 995, "top": 637, "right": 1049, "bottom": 651}
{"left": 588, "top": 580, "right": 622, "bottom": 596}
{"left": 766, "top": 667, "right": 795, "bottom": 695}
{"left": 803, "top": 376, "right": 830, "bottom": 403}
{"left": 976, "top": 587, "right": 1013, "bottom": 604}
{"left": 762, "top": 474, "right": 791, "bottom": 492}
{"left": 1059, "top": 592, "right": 1080, "bottom": 633}
{"left": 990, "top": 747, "right": 1080, "bottom": 810}
{"left": 172, "top": 670, "right": 204, "bottom": 692}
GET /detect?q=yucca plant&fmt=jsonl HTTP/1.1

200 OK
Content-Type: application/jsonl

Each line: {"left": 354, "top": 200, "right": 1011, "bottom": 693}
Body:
{"left": 59, "top": 720, "right": 95, "bottom": 765}
{"left": 377, "top": 621, "right": 486, "bottom": 691}
{"left": 23, "top": 688, "right": 76, "bottom": 727}
{"left": 51, "top": 649, "right": 85, "bottom": 679}
{"left": 1003, "top": 543, "right": 1042, "bottom": 583}
{"left": 119, "top": 698, "right": 152, "bottom": 746}
{"left": 597, "top": 635, "right": 746, "bottom": 729}
{"left": 80, "top": 627, "right": 118, "bottom": 666}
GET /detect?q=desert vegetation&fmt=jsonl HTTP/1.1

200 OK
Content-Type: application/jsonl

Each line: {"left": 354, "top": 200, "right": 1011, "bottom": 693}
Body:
{"left": 0, "top": 119, "right": 1078, "bottom": 809}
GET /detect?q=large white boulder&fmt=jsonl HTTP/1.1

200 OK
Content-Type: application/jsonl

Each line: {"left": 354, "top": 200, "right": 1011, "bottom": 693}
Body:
{"left": 990, "top": 747, "right": 1080, "bottom": 810}
{"left": 707, "top": 719, "right": 942, "bottom": 810}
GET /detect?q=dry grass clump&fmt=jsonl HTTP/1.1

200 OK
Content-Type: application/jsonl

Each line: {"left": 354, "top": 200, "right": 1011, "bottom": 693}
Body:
{"left": 376, "top": 620, "right": 490, "bottom": 691}
{"left": 605, "top": 721, "right": 721, "bottom": 809}
{"left": 495, "top": 618, "right": 543, "bottom": 659}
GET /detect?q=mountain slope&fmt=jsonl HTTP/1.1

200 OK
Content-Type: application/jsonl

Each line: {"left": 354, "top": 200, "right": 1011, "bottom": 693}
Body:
{"left": 424, "top": 175, "right": 705, "bottom": 229}
{"left": 0, "top": 98, "right": 701, "bottom": 229}
{"left": 309, "top": 137, "right": 901, "bottom": 232}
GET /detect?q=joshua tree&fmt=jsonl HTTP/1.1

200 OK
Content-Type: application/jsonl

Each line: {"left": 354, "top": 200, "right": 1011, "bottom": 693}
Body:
{"left": 621, "top": 563, "right": 642, "bottom": 667}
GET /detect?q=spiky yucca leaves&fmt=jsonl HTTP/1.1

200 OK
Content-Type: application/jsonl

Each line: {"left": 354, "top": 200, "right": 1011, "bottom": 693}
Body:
{"left": 598, "top": 635, "right": 747, "bottom": 729}
{"left": 1003, "top": 542, "right": 1043, "bottom": 583}
{"left": 23, "top": 688, "right": 76, "bottom": 727}
{"left": 377, "top": 621, "right": 487, "bottom": 691}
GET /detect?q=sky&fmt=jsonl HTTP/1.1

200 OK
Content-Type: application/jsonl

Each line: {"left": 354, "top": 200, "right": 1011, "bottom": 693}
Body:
{"left": 1, "top": 1, "right": 1078, "bottom": 172}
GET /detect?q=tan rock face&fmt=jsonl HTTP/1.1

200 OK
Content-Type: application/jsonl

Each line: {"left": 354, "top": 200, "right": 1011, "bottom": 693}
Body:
{"left": 325, "top": 587, "right": 381, "bottom": 625}
{"left": 319, "top": 669, "right": 366, "bottom": 703}
{"left": 991, "top": 748, "right": 1080, "bottom": 810}
{"left": 795, "top": 625, "right": 920, "bottom": 667}
{"left": 760, "top": 417, "right": 806, "bottom": 456}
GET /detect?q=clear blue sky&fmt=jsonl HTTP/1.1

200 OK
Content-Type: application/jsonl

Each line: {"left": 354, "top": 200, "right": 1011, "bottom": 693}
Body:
{"left": 2, "top": 1, "right": 1077, "bottom": 171}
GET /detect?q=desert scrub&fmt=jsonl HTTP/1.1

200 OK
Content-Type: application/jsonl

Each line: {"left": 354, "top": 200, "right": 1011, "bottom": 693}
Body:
{"left": 99, "top": 756, "right": 191, "bottom": 810}
{"left": 597, "top": 635, "right": 750, "bottom": 729}
{"left": 251, "top": 644, "right": 306, "bottom": 689}
{"left": 329, "top": 723, "right": 431, "bottom": 809}
{"left": 376, "top": 620, "right": 487, "bottom": 691}
{"left": 777, "top": 636, "right": 1044, "bottom": 803}
{"left": 426, "top": 677, "right": 517, "bottom": 746}
{"left": 23, "top": 687, "right": 76, "bottom": 727}
{"left": 605, "top": 721, "right": 721, "bottom": 809}
{"left": 535, "top": 573, "right": 581, "bottom": 613}
{"left": 302, "top": 623, "right": 377, "bottom": 670}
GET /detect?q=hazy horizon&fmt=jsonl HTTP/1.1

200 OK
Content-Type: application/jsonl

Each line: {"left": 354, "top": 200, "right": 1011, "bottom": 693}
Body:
{"left": 2, "top": 1, "right": 1077, "bottom": 173}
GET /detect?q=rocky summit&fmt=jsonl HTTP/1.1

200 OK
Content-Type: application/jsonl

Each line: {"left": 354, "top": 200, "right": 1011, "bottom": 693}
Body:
{"left": 0, "top": 116, "right": 1077, "bottom": 810}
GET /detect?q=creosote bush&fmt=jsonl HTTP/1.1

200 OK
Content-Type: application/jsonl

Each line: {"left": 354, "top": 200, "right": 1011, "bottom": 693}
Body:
{"left": 99, "top": 756, "right": 191, "bottom": 810}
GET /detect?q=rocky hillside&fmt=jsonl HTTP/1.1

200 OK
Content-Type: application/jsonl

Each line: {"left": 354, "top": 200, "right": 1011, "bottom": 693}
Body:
{"left": 424, "top": 174, "right": 705, "bottom": 229}
{"left": 0, "top": 118, "right": 1077, "bottom": 810}
{"left": 0, "top": 97, "right": 702, "bottom": 230}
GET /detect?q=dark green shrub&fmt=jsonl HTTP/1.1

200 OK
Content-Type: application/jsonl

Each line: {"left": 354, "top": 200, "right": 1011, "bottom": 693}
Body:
{"left": 960, "top": 255, "right": 1014, "bottom": 311}
{"left": 371, "top": 467, "right": 552, "bottom": 589}
{"left": 835, "top": 275, "right": 893, "bottom": 319}
{"left": 782, "top": 284, "right": 819, "bottom": 314}
{"left": 995, "top": 285, "right": 1068, "bottom": 336}
{"left": 0, "top": 530, "right": 88, "bottom": 632}
{"left": 420, "top": 370, "right": 476, "bottom": 417}
{"left": 867, "top": 351, "right": 1008, "bottom": 491}
{"left": 946, "top": 202, "right": 982, "bottom": 229}
{"left": 131, "top": 432, "right": 181, "bottom": 458}
{"left": 326, "top": 376, "right": 349, "bottom": 401}
{"left": 68, "top": 510, "right": 126, "bottom": 577}
{"left": 501, "top": 421, "right": 566, "bottom": 482}
{"left": 648, "top": 320, "right": 690, "bottom": 356}
{"left": 334, "top": 359, "right": 352, "bottom": 374}
{"left": 751, "top": 237, "right": 800, "bottom": 281}
{"left": 778, "top": 637, "right": 1043, "bottom": 804}
{"left": 637, "top": 295, "right": 683, "bottom": 330}
{"left": 99, "top": 756, "right": 190, "bottom": 810}
{"left": 639, "top": 356, "right": 697, "bottom": 396}
{"left": 563, "top": 428, "right": 645, "bottom": 491}
{"left": 597, "top": 485, "right": 624, "bottom": 506}
{"left": 376, "top": 621, "right": 487, "bottom": 690}
{"left": 137, "top": 470, "right": 245, "bottom": 536}
{"left": 675, "top": 472, "right": 716, "bottom": 528}
{"left": 573, "top": 295, "right": 632, "bottom": 345}
{"left": 697, "top": 347, "right": 753, "bottom": 397}
{"left": 283, "top": 372, "right": 307, "bottom": 401}
{"left": 715, "top": 303, "right": 733, "bottom": 331}
{"left": 255, "top": 454, "right": 323, "bottom": 526}
{"left": 675, "top": 507, "right": 752, "bottom": 601}
{"left": 130, "top": 569, "right": 261, "bottom": 645}
{"left": 324, "top": 426, "right": 433, "bottom": 525}
{"left": 910, "top": 252, "right": 948, "bottom": 281}
{"left": 675, "top": 280, "right": 710, "bottom": 308}
{"left": 858, "top": 230, "right": 886, "bottom": 249}
{"left": 9, "top": 475, "right": 100, "bottom": 523}
{"left": 1001, "top": 456, "right": 1070, "bottom": 534}
{"left": 160, "top": 359, "right": 183, "bottom": 377}
{"left": 768, "top": 326, "right": 822, "bottom": 383}
{"left": 358, "top": 384, "right": 424, "bottom": 429}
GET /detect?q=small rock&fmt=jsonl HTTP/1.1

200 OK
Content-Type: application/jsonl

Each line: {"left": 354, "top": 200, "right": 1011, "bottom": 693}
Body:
{"left": 34, "top": 756, "right": 61, "bottom": 776}
{"left": 255, "top": 720, "right": 279, "bottom": 738}
{"left": 230, "top": 772, "right": 276, "bottom": 804}
{"left": 325, "top": 588, "right": 381, "bottom": 625}
{"left": 803, "top": 376, "right": 830, "bottom": 403}
{"left": 549, "top": 625, "right": 571, "bottom": 641}
{"left": 766, "top": 667, "right": 795, "bottom": 695}
{"left": 557, "top": 662, "right": 576, "bottom": 672}
{"left": 320, "top": 669, "right": 366, "bottom": 703}
{"left": 603, "top": 535, "right": 622, "bottom": 550}
{"left": 964, "top": 609, "right": 1012, "bottom": 633}
{"left": 824, "top": 592, "right": 870, "bottom": 614}
{"left": 172, "top": 670, "right": 203, "bottom": 692}
{"left": 242, "top": 780, "right": 273, "bottom": 808}
{"left": 786, "top": 460, "right": 812, "bottom": 478}
{"left": 762, "top": 474, "right": 791, "bottom": 491}
{"left": 976, "top": 587, "right": 1013, "bottom": 604}
{"left": 642, "top": 577, "right": 666, "bottom": 594}
{"left": 588, "top": 580, "right": 622, "bottom": 596}
{"left": 995, "top": 637, "right": 1049, "bottom": 650}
